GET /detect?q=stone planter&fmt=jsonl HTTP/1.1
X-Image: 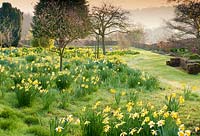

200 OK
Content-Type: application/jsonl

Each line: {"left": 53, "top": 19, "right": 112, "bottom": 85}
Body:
{"left": 166, "top": 57, "right": 180, "bottom": 67}
{"left": 187, "top": 63, "right": 200, "bottom": 75}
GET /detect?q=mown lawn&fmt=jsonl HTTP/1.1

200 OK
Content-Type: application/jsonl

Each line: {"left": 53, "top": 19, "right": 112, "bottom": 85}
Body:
{"left": 123, "top": 48, "right": 200, "bottom": 127}
{"left": 123, "top": 48, "right": 200, "bottom": 89}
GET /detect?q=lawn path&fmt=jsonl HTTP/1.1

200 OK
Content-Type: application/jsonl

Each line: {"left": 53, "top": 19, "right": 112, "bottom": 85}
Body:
{"left": 122, "top": 48, "right": 200, "bottom": 93}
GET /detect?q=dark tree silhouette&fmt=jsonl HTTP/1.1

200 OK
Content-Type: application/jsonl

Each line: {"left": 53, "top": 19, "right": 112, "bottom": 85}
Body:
{"left": 0, "top": 3, "right": 23, "bottom": 47}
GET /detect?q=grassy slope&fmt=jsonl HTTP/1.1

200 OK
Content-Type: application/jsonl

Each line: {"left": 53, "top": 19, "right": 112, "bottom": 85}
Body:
{"left": 122, "top": 48, "right": 200, "bottom": 127}
{"left": 0, "top": 48, "right": 200, "bottom": 136}
{"left": 123, "top": 48, "right": 200, "bottom": 89}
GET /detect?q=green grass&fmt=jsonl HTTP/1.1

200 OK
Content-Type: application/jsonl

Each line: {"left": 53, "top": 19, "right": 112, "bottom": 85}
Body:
{"left": 0, "top": 47, "right": 200, "bottom": 135}
{"left": 122, "top": 48, "right": 200, "bottom": 127}
{"left": 123, "top": 48, "right": 200, "bottom": 89}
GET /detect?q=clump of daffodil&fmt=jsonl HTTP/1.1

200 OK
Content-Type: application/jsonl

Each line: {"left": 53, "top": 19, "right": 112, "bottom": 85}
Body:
{"left": 126, "top": 102, "right": 134, "bottom": 112}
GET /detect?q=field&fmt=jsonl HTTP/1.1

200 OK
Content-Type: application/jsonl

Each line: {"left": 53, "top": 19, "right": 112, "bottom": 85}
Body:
{"left": 0, "top": 47, "right": 200, "bottom": 136}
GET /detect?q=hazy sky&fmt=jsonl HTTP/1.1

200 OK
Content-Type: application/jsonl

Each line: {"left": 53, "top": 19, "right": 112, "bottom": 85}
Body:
{"left": 1, "top": 0, "right": 171, "bottom": 14}
{"left": 0, "top": 0, "right": 174, "bottom": 29}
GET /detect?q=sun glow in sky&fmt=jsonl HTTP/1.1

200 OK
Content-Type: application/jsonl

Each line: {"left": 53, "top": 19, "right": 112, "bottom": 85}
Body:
{"left": 0, "top": 0, "right": 170, "bottom": 14}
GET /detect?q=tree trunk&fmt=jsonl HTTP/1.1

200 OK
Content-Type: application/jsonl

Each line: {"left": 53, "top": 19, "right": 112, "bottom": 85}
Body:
{"left": 60, "top": 54, "right": 63, "bottom": 71}
{"left": 95, "top": 36, "right": 97, "bottom": 58}
{"left": 59, "top": 47, "right": 65, "bottom": 71}
{"left": 0, "top": 34, "right": 2, "bottom": 52}
{"left": 102, "top": 35, "right": 106, "bottom": 55}
{"left": 97, "top": 35, "right": 100, "bottom": 58}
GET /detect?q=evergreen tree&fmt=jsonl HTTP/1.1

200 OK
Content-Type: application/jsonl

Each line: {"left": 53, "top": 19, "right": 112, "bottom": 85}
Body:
{"left": 0, "top": 3, "right": 23, "bottom": 47}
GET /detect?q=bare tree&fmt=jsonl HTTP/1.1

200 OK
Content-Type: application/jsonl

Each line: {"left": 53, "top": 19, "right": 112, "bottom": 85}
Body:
{"left": 32, "top": 1, "right": 90, "bottom": 71}
{"left": 90, "top": 3, "right": 129, "bottom": 56}
{"left": 167, "top": 1, "right": 200, "bottom": 39}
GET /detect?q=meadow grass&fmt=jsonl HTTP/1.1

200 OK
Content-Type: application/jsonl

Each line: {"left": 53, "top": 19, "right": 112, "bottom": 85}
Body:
{"left": 0, "top": 47, "right": 199, "bottom": 135}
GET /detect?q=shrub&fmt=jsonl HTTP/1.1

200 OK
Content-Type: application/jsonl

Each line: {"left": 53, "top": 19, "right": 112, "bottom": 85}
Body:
{"left": 14, "top": 79, "right": 41, "bottom": 107}
{"left": 31, "top": 37, "right": 54, "bottom": 49}
{"left": 55, "top": 73, "right": 72, "bottom": 91}
{"left": 50, "top": 116, "right": 73, "bottom": 136}
{"left": 37, "top": 75, "right": 51, "bottom": 89}
{"left": 142, "top": 74, "right": 159, "bottom": 91}
{"left": 164, "top": 93, "right": 184, "bottom": 112}
{"left": 25, "top": 55, "right": 37, "bottom": 63}
{"left": 99, "top": 68, "right": 113, "bottom": 82}
{"left": 11, "top": 72, "right": 25, "bottom": 85}
{"left": 127, "top": 70, "right": 142, "bottom": 88}
{"left": 80, "top": 106, "right": 104, "bottom": 136}
{"left": 73, "top": 75, "right": 99, "bottom": 98}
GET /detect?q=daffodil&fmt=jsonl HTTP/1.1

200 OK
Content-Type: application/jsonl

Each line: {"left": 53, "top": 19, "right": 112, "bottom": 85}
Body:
{"left": 148, "top": 121, "right": 155, "bottom": 128}
{"left": 121, "top": 91, "right": 126, "bottom": 96}
{"left": 171, "top": 111, "right": 178, "bottom": 119}
{"left": 178, "top": 131, "right": 184, "bottom": 136}
{"left": 176, "top": 118, "right": 182, "bottom": 125}
{"left": 104, "top": 125, "right": 110, "bottom": 133}
{"left": 185, "top": 130, "right": 191, "bottom": 136}
{"left": 157, "top": 120, "right": 165, "bottom": 127}
{"left": 144, "top": 117, "right": 150, "bottom": 122}
{"left": 66, "top": 115, "right": 73, "bottom": 123}
{"left": 82, "top": 107, "right": 86, "bottom": 112}
{"left": 195, "top": 127, "right": 200, "bottom": 132}
{"left": 137, "top": 127, "right": 143, "bottom": 134}
{"left": 102, "top": 117, "right": 109, "bottom": 124}
{"left": 103, "top": 106, "right": 111, "bottom": 113}
{"left": 55, "top": 126, "right": 64, "bottom": 133}
{"left": 126, "top": 102, "right": 134, "bottom": 112}
{"left": 171, "top": 93, "right": 176, "bottom": 98}
{"left": 129, "top": 128, "right": 137, "bottom": 135}
{"left": 110, "top": 88, "right": 116, "bottom": 94}
{"left": 84, "top": 121, "right": 90, "bottom": 125}
{"left": 179, "top": 124, "right": 185, "bottom": 131}
{"left": 151, "top": 130, "right": 157, "bottom": 135}
{"left": 120, "top": 132, "right": 127, "bottom": 136}
{"left": 179, "top": 96, "right": 184, "bottom": 104}
{"left": 115, "top": 121, "right": 125, "bottom": 128}
{"left": 153, "top": 112, "right": 158, "bottom": 118}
